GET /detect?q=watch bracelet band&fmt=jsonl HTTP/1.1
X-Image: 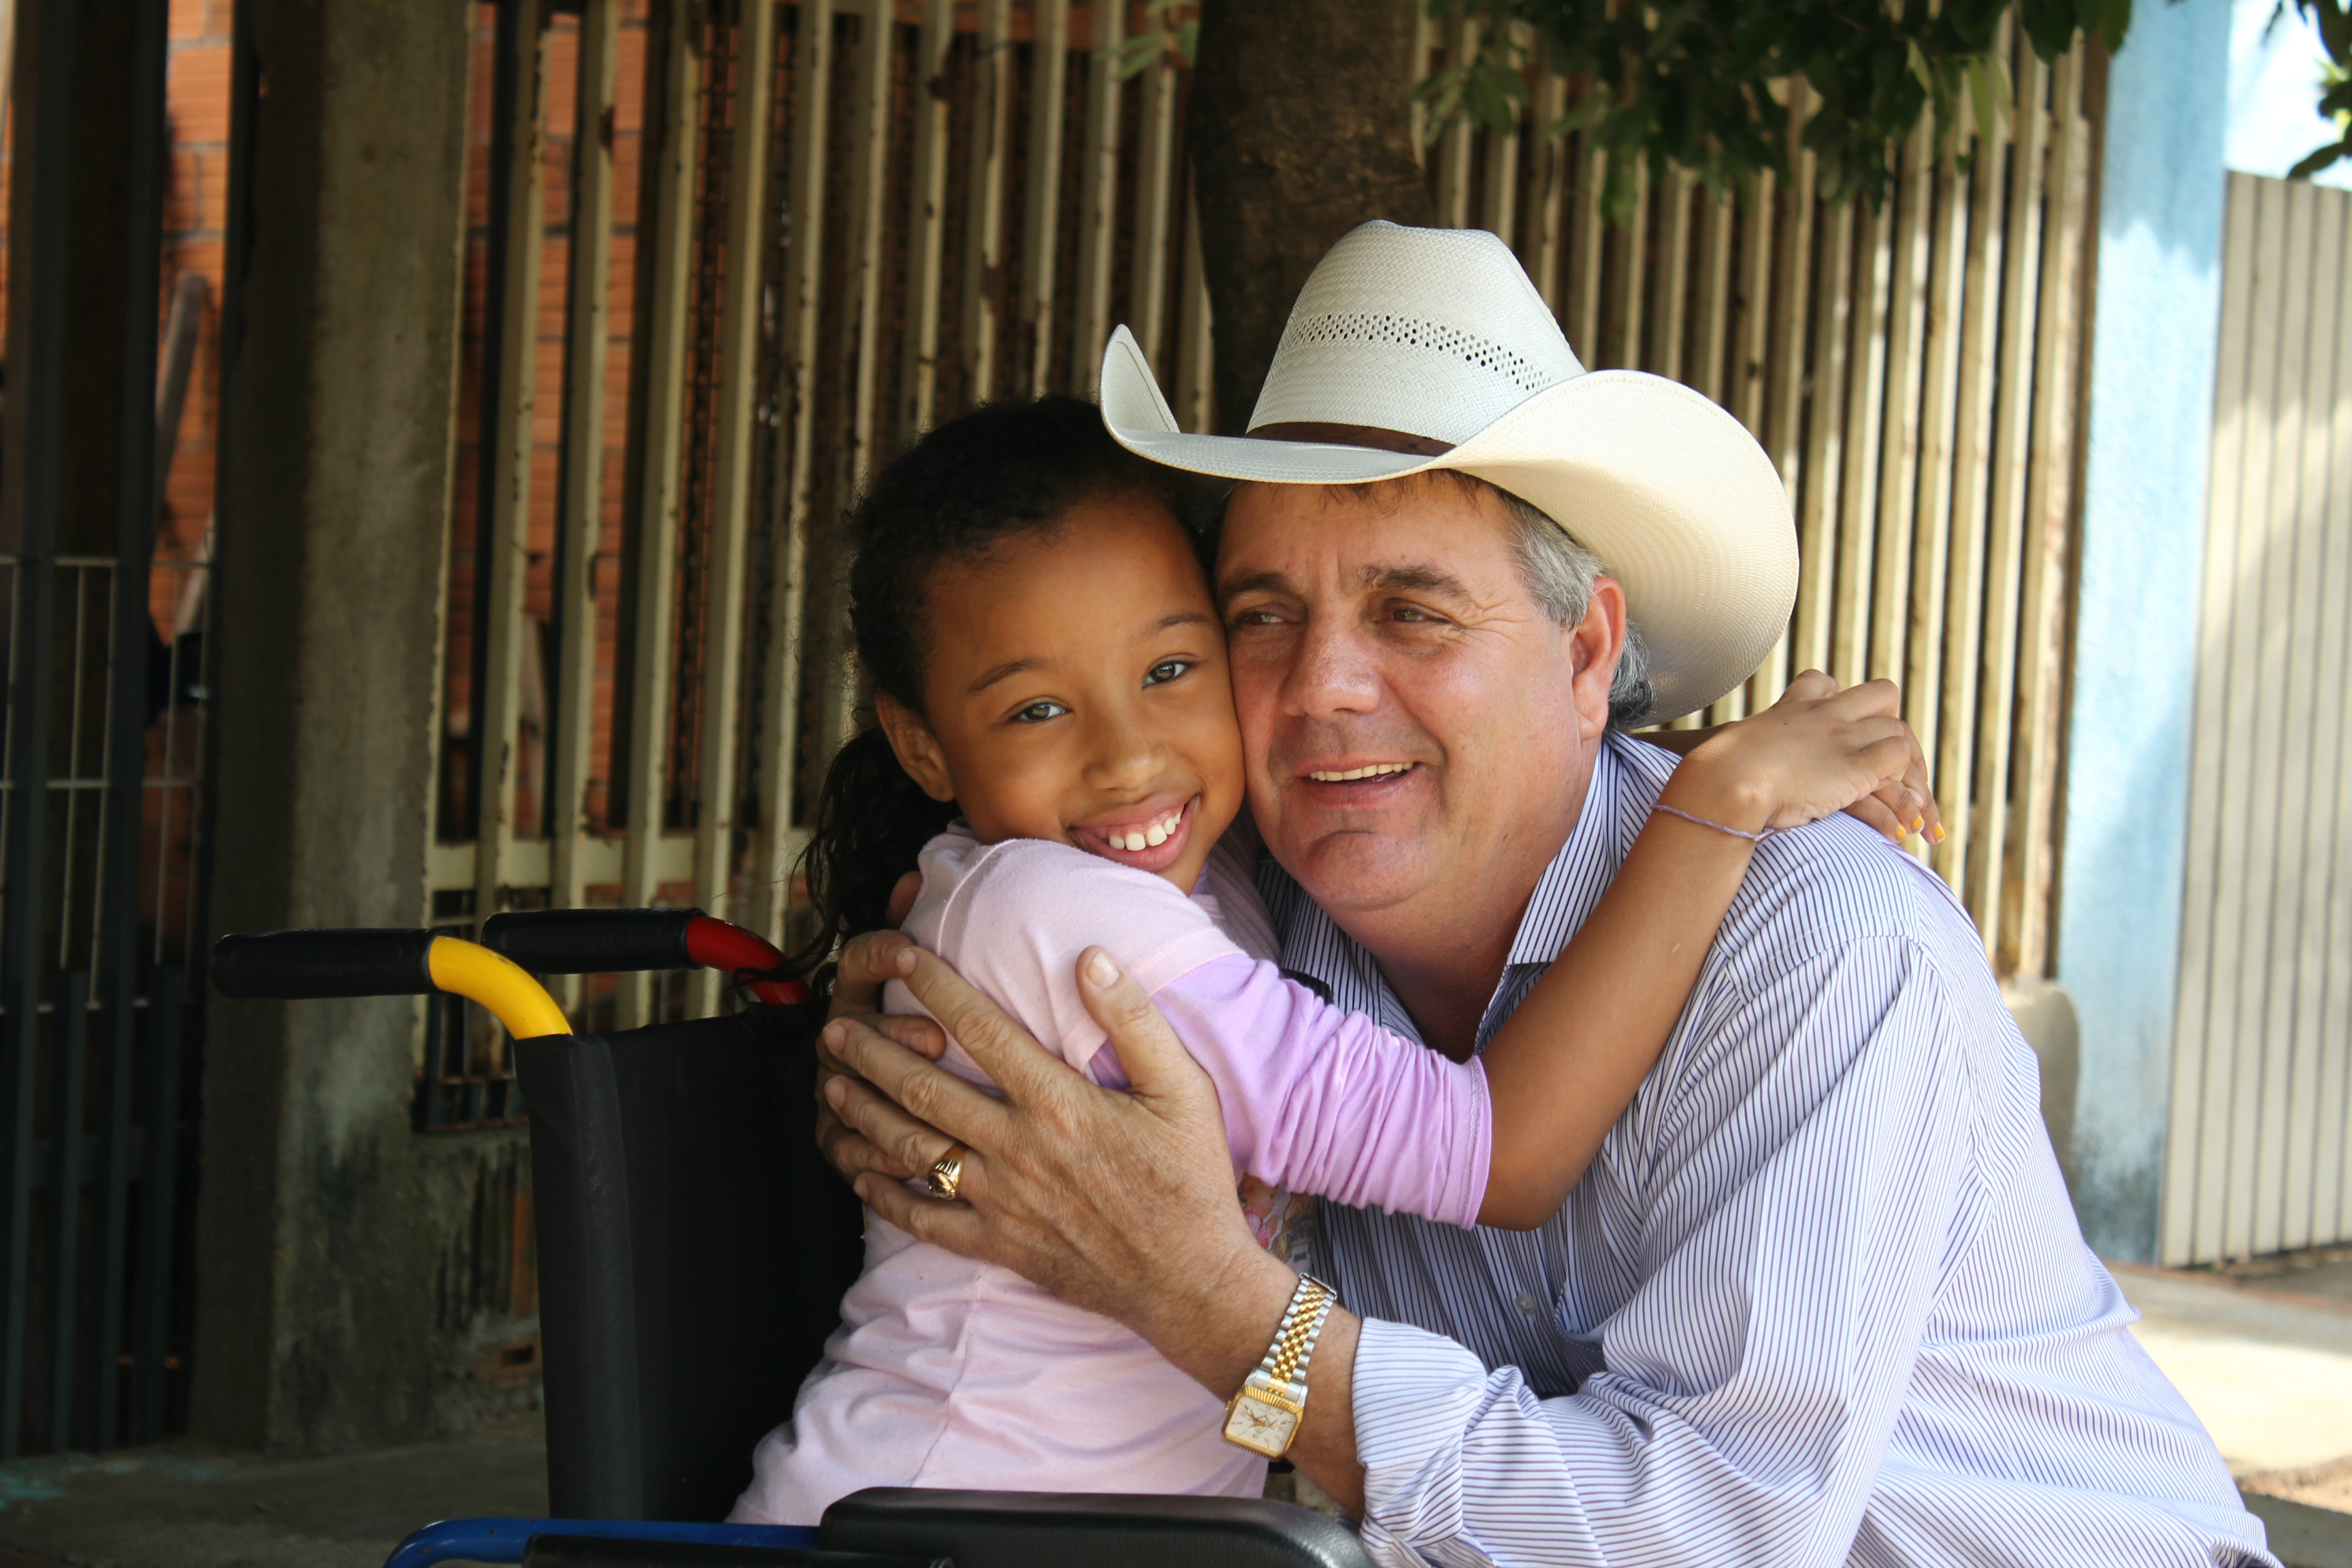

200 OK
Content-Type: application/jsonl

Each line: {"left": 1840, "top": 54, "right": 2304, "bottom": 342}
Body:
{"left": 1258, "top": 1275, "right": 1337, "bottom": 1394}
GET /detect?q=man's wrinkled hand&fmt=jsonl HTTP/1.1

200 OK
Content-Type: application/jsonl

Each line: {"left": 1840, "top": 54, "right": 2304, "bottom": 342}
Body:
{"left": 824, "top": 944, "right": 1280, "bottom": 1379}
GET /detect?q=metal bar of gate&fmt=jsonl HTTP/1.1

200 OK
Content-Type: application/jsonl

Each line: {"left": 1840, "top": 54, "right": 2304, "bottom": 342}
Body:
{"left": 2005, "top": 52, "right": 2088, "bottom": 978}
{"left": 689, "top": 0, "right": 779, "bottom": 1015}
{"left": 1908, "top": 136, "right": 1970, "bottom": 817}
{"left": 962, "top": 0, "right": 1011, "bottom": 404}
{"left": 617, "top": 0, "right": 702, "bottom": 1028}
{"left": 549, "top": 0, "right": 621, "bottom": 972}
{"left": 900, "top": 0, "right": 954, "bottom": 432}
{"left": 1835, "top": 197, "right": 1892, "bottom": 690}
{"left": 1936, "top": 53, "right": 2012, "bottom": 898}
{"left": 1752, "top": 86, "right": 1814, "bottom": 708}
{"left": 1872, "top": 125, "right": 1934, "bottom": 695}
{"left": 1071, "top": 0, "right": 1122, "bottom": 395}
{"left": 759, "top": 0, "right": 836, "bottom": 949}
{"left": 46, "top": 970, "right": 89, "bottom": 1449}
{"left": 1794, "top": 201, "right": 1853, "bottom": 677}
{"left": 1972, "top": 45, "right": 2051, "bottom": 953}
{"left": 128, "top": 966, "right": 184, "bottom": 1440}
{"left": 474, "top": 0, "right": 553, "bottom": 933}
{"left": 1128, "top": 42, "right": 1177, "bottom": 376}
{"left": 1715, "top": 167, "right": 1772, "bottom": 725}
{"left": 1020, "top": 0, "right": 1070, "bottom": 397}
{"left": 88, "top": 0, "right": 172, "bottom": 1446}
{"left": 1, "top": 0, "right": 82, "bottom": 1461}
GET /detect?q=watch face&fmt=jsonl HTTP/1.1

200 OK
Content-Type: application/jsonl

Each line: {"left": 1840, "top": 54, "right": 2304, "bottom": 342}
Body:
{"left": 1222, "top": 1392, "right": 1301, "bottom": 1458}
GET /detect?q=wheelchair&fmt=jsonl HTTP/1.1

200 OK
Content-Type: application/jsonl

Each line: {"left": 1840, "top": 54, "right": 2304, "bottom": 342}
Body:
{"left": 212, "top": 913, "right": 1373, "bottom": 1568}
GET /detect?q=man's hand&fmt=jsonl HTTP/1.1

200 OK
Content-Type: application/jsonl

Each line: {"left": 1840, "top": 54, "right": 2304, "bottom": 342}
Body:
{"left": 824, "top": 947, "right": 1292, "bottom": 1371}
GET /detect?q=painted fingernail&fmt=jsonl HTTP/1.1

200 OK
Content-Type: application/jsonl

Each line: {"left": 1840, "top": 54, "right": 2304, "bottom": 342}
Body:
{"left": 1085, "top": 950, "right": 1120, "bottom": 987}
{"left": 1931, "top": 823, "right": 1947, "bottom": 843}
{"left": 825, "top": 1078, "right": 847, "bottom": 1109}
{"left": 1910, "top": 815, "right": 1925, "bottom": 834}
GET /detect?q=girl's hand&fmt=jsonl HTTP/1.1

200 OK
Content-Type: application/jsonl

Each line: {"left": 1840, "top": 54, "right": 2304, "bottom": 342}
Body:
{"left": 1668, "top": 670, "right": 1929, "bottom": 841}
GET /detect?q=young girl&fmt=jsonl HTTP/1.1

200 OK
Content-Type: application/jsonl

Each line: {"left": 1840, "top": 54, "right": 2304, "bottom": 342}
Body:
{"left": 732, "top": 397, "right": 1917, "bottom": 1526}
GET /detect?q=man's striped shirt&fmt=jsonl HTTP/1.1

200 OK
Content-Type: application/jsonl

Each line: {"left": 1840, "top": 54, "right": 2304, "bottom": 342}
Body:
{"left": 1260, "top": 733, "right": 2273, "bottom": 1567}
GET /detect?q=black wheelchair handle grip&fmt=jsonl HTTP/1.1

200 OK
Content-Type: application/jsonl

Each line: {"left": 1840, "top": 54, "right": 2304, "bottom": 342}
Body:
{"left": 212, "top": 929, "right": 438, "bottom": 1000}
{"left": 480, "top": 908, "right": 703, "bottom": 973}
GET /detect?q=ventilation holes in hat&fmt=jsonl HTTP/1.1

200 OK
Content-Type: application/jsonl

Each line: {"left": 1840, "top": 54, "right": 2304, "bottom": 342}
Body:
{"left": 1281, "top": 312, "right": 1554, "bottom": 394}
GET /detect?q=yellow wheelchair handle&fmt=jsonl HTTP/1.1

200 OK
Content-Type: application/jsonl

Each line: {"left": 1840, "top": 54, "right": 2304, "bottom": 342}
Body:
{"left": 424, "top": 936, "right": 572, "bottom": 1040}
{"left": 212, "top": 928, "right": 572, "bottom": 1041}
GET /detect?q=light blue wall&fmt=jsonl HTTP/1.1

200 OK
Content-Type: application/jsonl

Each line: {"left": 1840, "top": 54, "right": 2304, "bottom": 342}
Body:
{"left": 2057, "top": 0, "right": 2232, "bottom": 1261}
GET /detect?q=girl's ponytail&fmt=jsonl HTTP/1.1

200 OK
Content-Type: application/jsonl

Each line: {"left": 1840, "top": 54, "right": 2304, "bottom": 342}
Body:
{"left": 787, "top": 725, "right": 955, "bottom": 996}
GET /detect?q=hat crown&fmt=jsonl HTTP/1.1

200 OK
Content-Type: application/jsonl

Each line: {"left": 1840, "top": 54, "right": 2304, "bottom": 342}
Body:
{"left": 1246, "top": 222, "right": 1584, "bottom": 446}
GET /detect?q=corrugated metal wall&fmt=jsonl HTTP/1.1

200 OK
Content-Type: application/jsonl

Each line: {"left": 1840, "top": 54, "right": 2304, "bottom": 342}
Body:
{"left": 423, "top": 0, "right": 2100, "bottom": 1096}
{"left": 2164, "top": 172, "right": 2352, "bottom": 1265}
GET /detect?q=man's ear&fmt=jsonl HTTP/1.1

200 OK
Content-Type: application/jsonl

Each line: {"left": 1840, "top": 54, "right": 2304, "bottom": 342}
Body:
{"left": 1565, "top": 576, "right": 1629, "bottom": 741}
{"left": 875, "top": 692, "right": 958, "bottom": 803}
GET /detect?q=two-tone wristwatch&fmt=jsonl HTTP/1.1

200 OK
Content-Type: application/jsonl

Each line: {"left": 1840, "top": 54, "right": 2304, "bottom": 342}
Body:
{"left": 1220, "top": 1273, "right": 1339, "bottom": 1458}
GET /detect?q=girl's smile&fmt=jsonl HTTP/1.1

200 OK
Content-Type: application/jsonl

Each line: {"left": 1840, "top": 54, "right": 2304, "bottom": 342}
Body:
{"left": 1070, "top": 791, "right": 1200, "bottom": 874}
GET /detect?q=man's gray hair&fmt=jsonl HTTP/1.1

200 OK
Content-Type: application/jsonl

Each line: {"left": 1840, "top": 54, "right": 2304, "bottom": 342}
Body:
{"left": 1486, "top": 483, "right": 1654, "bottom": 729}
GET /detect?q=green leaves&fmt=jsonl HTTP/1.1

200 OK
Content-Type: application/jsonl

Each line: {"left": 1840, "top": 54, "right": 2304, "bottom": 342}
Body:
{"left": 1420, "top": 0, "right": 2121, "bottom": 218}
{"left": 1414, "top": 18, "right": 1533, "bottom": 137}
{"left": 1114, "top": 0, "right": 1198, "bottom": 81}
{"left": 2286, "top": 0, "right": 2352, "bottom": 180}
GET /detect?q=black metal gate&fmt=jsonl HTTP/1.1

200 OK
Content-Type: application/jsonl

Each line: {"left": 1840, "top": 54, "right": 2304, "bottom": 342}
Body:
{"left": 0, "top": 0, "right": 208, "bottom": 1456}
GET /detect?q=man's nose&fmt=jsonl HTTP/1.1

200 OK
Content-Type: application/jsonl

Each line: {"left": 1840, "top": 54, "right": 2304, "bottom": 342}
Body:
{"left": 1282, "top": 616, "right": 1383, "bottom": 717}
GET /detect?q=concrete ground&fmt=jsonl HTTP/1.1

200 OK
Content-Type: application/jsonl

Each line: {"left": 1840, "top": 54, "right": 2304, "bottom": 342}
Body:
{"left": 2115, "top": 1250, "right": 2352, "bottom": 1568}
{"left": 0, "top": 1257, "right": 2343, "bottom": 1568}
{"left": 0, "top": 1419, "right": 545, "bottom": 1568}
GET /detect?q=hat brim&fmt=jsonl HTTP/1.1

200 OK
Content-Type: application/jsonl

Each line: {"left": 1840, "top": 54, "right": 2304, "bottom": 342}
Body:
{"left": 1099, "top": 327, "right": 1797, "bottom": 721}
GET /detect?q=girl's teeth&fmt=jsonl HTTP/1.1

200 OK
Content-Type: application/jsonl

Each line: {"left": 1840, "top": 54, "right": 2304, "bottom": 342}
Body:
{"left": 1104, "top": 804, "right": 1184, "bottom": 853}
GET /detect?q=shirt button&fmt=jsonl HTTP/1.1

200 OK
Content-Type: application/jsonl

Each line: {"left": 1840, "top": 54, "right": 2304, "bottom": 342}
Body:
{"left": 1516, "top": 1292, "right": 1543, "bottom": 1315}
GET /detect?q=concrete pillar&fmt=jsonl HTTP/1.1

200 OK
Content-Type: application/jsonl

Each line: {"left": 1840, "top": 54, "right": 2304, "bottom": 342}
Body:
{"left": 2057, "top": 0, "right": 2232, "bottom": 1262}
{"left": 195, "top": 0, "right": 535, "bottom": 1452}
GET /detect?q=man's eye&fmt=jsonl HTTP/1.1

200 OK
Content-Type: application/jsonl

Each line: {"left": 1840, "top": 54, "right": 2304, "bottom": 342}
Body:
{"left": 1144, "top": 659, "right": 1193, "bottom": 687}
{"left": 1009, "top": 700, "right": 1068, "bottom": 724}
{"left": 1229, "top": 606, "right": 1283, "bottom": 627}
{"left": 1391, "top": 604, "right": 1436, "bottom": 623}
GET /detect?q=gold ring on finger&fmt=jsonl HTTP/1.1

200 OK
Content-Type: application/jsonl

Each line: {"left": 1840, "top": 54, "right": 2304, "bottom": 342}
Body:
{"left": 926, "top": 1143, "right": 969, "bottom": 1200}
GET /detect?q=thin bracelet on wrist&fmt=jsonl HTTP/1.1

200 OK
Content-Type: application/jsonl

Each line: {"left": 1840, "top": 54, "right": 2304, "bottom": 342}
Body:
{"left": 1651, "top": 801, "right": 1777, "bottom": 843}
{"left": 1646, "top": 808, "right": 1768, "bottom": 846}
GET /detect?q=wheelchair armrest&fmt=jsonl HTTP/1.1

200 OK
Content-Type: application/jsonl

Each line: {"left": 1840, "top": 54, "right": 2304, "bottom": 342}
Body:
{"left": 820, "top": 1489, "right": 1377, "bottom": 1568}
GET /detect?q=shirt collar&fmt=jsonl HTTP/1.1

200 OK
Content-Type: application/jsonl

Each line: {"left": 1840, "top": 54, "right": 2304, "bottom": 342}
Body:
{"left": 1501, "top": 732, "right": 1675, "bottom": 971}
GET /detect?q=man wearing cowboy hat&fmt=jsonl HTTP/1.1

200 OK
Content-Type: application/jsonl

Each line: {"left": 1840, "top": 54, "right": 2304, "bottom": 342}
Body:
{"left": 818, "top": 223, "right": 2271, "bottom": 1566}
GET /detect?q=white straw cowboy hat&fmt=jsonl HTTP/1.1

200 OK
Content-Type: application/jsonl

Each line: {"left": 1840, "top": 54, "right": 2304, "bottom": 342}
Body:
{"left": 1097, "top": 220, "right": 1797, "bottom": 721}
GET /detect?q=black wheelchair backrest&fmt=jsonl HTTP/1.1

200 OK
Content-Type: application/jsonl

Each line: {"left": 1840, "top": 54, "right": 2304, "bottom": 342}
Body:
{"left": 519, "top": 1006, "right": 864, "bottom": 1521}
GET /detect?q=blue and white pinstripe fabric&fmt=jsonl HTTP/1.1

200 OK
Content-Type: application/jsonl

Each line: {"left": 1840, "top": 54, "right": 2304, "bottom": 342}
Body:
{"left": 1260, "top": 734, "right": 2274, "bottom": 1568}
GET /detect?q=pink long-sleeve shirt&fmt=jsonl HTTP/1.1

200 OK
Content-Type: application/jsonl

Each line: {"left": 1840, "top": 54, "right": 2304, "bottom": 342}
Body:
{"left": 731, "top": 826, "right": 1493, "bottom": 1526}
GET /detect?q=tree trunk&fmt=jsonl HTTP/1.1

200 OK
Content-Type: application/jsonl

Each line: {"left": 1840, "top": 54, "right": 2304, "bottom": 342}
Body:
{"left": 1190, "top": 0, "right": 1434, "bottom": 434}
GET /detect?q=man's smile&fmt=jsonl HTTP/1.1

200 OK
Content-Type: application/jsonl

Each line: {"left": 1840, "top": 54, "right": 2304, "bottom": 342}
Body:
{"left": 1305, "top": 762, "right": 1416, "bottom": 783}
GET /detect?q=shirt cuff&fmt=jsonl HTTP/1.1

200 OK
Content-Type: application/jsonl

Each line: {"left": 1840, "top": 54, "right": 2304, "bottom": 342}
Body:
{"left": 1350, "top": 1316, "right": 1499, "bottom": 1557}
